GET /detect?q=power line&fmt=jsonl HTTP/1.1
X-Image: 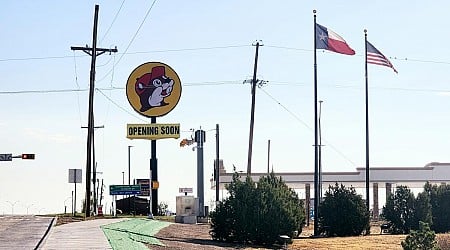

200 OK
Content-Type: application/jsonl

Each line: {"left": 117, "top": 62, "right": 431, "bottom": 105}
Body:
{"left": 2, "top": 43, "right": 450, "bottom": 66}
{"left": 0, "top": 55, "right": 83, "bottom": 62}
{"left": 2, "top": 81, "right": 450, "bottom": 95}
{"left": 125, "top": 45, "right": 251, "bottom": 55}
{"left": 96, "top": 0, "right": 158, "bottom": 83}
{"left": 0, "top": 88, "right": 89, "bottom": 95}
{"left": 259, "top": 87, "right": 357, "bottom": 167}
{"left": 100, "top": 53, "right": 117, "bottom": 127}
{"left": 265, "top": 45, "right": 311, "bottom": 52}
{"left": 0, "top": 45, "right": 251, "bottom": 63}
{"left": 96, "top": 88, "right": 147, "bottom": 122}
{"left": 100, "top": 0, "right": 126, "bottom": 44}
{"left": 72, "top": 51, "right": 84, "bottom": 128}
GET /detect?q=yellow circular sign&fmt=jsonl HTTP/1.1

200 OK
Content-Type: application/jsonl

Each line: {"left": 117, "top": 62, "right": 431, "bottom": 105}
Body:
{"left": 126, "top": 62, "right": 182, "bottom": 118}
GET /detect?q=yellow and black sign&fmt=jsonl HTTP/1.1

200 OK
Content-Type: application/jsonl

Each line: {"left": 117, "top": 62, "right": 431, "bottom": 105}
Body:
{"left": 127, "top": 123, "right": 180, "bottom": 140}
{"left": 152, "top": 181, "right": 159, "bottom": 190}
{"left": 126, "top": 62, "right": 182, "bottom": 118}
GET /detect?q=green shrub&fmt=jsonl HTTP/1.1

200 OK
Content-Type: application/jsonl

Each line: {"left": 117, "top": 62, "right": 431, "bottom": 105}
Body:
{"left": 401, "top": 221, "right": 438, "bottom": 250}
{"left": 157, "top": 202, "right": 168, "bottom": 216}
{"left": 413, "top": 191, "right": 432, "bottom": 230}
{"left": 318, "top": 183, "right": 370, "bottom": 236}
{"left": 210, "top": 172, "right": 305, "bottom": 245}
{"left": 425, "top": 183, "right": 450, "bottom": 233}
{"left": 382, "top": 186, "right": 415, "bottom": 234}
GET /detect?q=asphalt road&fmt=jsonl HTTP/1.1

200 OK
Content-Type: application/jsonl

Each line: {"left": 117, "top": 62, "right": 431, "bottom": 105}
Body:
{"left": 0, "top": 215, "right": 54, "bottom": 249}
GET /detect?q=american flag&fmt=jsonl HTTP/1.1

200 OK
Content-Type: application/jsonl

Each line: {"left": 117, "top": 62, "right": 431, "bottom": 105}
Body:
{"left": 366, "top": 41, "right": 398, "bottom": 73}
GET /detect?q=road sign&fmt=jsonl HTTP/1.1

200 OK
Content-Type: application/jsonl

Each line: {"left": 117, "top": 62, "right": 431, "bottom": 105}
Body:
{"left": 179, "top": 187, "right": 193, "bottom": 193}
{"left": 136, "top": 179, "right": 150, "bottom": 196}
{"left": 0, "top": 154, "right": 12, "bottom": 161}
{"left": 109, "top": 185, "right": 141, "bottom": 195}
{"left": 152, "top": 181, "right": 159, "bottom": 189}
{"left": 68, "top": 169, "right": 82, "bottom": 183}
{"left": 127, "top": 123, "right": 180, "bottom": 140}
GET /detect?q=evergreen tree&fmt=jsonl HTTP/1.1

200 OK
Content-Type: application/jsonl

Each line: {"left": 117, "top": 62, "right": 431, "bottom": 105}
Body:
{"left": 210, "top": 171, "right": 305, "bottom": 245}
{"left": 318, "top": 183, "right": 370, "bottom": 236}
{"left": 382, "top": 185, "right": 415, "bottom": 234}
{"left": 421, "top": 182, "right": 450, "bottom": 233}
{"left": 401, "top": 221, "right": 438, "bottom": 250}
{"left": 413, "top": 191, "right": 432, "bottom": 230}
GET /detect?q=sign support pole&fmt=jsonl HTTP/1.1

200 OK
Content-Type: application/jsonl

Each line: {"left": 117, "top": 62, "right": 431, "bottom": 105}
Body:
{"left": 150, "top": 116, "right": 157, "bottom": 218}
{"left": 74, "top": 182, "right": 76, "bottom": 216}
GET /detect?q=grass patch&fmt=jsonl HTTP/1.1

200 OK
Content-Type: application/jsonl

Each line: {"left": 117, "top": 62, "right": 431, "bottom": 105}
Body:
{"left": 102, "top": 218, "right": 171, "bottom": 250}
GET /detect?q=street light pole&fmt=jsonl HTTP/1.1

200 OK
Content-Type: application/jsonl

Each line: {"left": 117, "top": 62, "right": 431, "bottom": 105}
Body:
{"left": 128, "top": 145, "right": 133, "bottom": 215}
{"left": 128, "top": 146, "right": 133, "bottom": 186}
{"left": 26, "top": 204, "right": 34, "bottom": 215}
{"left": 6, "top": 201, "right": 19, "bottom": 215}
{"left": 64, "top": 197, "right": 71, "bottom": 215}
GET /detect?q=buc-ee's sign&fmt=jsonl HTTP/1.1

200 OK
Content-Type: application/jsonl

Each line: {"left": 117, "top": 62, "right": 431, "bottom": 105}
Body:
{"left": 126, "top": 62, "right": 182, "bottom": 118}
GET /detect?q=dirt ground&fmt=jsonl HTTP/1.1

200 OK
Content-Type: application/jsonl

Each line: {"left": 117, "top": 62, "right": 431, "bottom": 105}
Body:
{"left": 148, "top": 222, "right": 450, "bottom": 250}
{"left": 55, "top": 217, "right": 449, "bottom": 249}
{"left": 147, "top": 222, "right": 399, "bottom": 250}
{"left": 149, "top": 223, "right": 247, "bottom": 250}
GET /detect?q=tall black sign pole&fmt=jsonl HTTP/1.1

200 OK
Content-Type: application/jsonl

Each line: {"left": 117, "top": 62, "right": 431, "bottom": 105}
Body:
{"left": 150, "top": 116, "right": 158, "bottom": 215}
{"left": 71, "top": 5, "right": 117, "bottom": 217}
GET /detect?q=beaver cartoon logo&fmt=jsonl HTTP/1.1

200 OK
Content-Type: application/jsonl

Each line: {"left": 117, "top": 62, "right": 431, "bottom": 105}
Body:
{"left": 135, "top": 66, "right": 174, "bottom": 112}
{"left": 126, "top": 62, "right": 181, "bottom": 118}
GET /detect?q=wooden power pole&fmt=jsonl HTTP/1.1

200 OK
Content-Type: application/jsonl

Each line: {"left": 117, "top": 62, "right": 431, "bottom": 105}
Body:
{"left": 71, "top": 4, "right": 117, "bottom": 217}
{"left": 246, "top": 41, "right": 262, "bottom": 176}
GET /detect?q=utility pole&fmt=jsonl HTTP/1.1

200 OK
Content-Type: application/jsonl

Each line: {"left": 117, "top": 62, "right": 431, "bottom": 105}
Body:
{"left": 246, "top": 40, "right": 263, "bottom": 176}
{"left": 71, "top": 5, "right": 117, "bottom": 218}
{"left": 81, "top": 124, "right": 104, "bottom": 216}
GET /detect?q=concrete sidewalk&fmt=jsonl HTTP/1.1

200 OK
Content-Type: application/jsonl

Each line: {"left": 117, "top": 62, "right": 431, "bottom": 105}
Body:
{"left": 40, "top": 218, "right": 124, "bottom": 250}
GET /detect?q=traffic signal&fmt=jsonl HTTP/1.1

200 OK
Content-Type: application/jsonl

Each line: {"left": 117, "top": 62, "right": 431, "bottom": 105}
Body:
{"left": 21, "top": 154, "right": 35, "bottom": 160}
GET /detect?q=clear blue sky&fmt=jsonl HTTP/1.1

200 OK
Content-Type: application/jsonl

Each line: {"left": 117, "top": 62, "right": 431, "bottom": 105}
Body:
{"left": 1, "top": 1, "right": 450, "bottom": 214}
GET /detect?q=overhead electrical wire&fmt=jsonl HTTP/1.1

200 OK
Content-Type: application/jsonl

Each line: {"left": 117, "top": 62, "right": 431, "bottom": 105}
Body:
{"left": 2, "top": 44, "right": 450, "bottom": 66}
{"left": 72, "top": 51, "right": 84, "bottom": 128}
{"left": 2, "top": 78, "right": 447, "bottom": 168}
{"left": 96, "top": 0, "right": 158, "bottom": 83}
{"left": 96, "top": 88, "right": 147, "bottom": 122}
{"left": 2, "top": 82, "right": 450, "bottom": 95}
{"left": 99, "top": 0, "right": 126, "bottom": 44}
{"left": 259, "top": 87, "right": 358, "bottom": 167}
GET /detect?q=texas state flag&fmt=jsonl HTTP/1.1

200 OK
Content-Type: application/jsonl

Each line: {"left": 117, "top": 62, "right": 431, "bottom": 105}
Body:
{"left": 316, "top": 23, "right": 355, "bottom": 55}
